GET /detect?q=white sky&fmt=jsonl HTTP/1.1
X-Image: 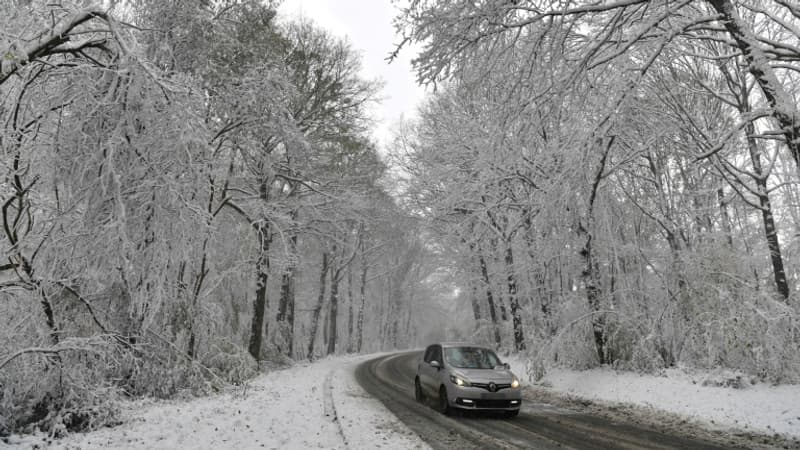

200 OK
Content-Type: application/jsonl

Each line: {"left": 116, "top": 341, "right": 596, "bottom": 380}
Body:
{"left": 276, "top": 0, "right": 426, "bottom": 151}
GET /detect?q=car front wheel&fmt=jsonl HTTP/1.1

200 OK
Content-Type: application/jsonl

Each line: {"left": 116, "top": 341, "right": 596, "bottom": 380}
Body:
{"left": 438, "top": 386, "right": 450, "bottom": 415}
{"left": 414, "top": 377, "right": 424, "bottom": 402}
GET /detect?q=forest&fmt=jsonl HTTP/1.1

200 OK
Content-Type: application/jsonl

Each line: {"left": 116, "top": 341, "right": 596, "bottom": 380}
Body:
{"left": 391, "top": 0, "right": 800, "bottom": 381}
{"left": 1, "top": 0, "right": 800, "bottom": 439}
{"left": 0, "top": 0, "right": 429, "bottom": 435}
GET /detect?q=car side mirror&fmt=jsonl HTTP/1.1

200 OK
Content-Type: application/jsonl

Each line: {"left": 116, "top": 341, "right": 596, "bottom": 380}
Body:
{"left": 495, "top": 362, "right": 510, "bottom": 370}
{"left": 430, "top": 360, "right": 441, "bottom": 370}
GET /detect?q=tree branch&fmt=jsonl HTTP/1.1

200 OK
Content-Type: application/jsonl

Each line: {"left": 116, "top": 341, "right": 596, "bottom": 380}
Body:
{"left": 0, "top": 9, "right": 109, "bottom": 85}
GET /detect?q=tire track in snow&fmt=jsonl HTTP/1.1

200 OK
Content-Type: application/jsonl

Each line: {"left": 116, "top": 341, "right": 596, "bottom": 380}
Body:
{"left": 324, "top": 369, "right": 349, "bottom": 448}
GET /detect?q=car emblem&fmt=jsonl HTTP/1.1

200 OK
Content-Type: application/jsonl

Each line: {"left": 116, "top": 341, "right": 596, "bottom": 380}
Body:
{"left": 489, "top": 382, "right": 497, "bottom": 392}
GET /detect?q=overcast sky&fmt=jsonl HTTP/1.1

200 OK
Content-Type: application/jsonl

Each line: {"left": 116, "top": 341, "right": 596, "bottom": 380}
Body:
{"left": 276, "top": 0, "right": 426, "bottom": 150}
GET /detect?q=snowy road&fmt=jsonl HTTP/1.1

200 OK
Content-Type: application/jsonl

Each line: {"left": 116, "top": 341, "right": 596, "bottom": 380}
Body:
{"left": 356, "top": 352, "right": 735, "bottom": 450}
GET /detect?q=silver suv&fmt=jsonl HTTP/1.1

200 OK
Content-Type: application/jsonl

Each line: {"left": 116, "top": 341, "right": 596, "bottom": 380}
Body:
{"left": 415, "top": 342, "right": 522, "bottom": 417}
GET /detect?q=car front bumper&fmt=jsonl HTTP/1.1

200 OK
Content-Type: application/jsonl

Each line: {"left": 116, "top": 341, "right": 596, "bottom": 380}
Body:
{"left": 446, "top": 385, "right": 522, "bottom": 410}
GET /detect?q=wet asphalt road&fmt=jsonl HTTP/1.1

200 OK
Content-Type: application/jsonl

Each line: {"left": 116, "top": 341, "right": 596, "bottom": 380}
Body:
{"left": 355, "top": 351, "right": 733, "bottom": 450}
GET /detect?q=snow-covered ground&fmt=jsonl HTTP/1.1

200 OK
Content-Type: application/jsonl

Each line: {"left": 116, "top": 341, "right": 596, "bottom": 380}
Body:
{"left": 505, "top": 356, "right": 800, "bottom": 440}
{"left": 5, "top": 354, "right": 429, "bottom": 450}
{"left": 7, "top": 353, "right": 800, "bottom": 449}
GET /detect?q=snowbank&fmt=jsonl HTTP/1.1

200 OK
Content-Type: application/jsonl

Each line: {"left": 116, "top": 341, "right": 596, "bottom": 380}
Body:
{"left": 506, "top": 356, "right": 800, "bottom": 440}
{"left": 5, "top": 354, "right": 429, "bottom": 450}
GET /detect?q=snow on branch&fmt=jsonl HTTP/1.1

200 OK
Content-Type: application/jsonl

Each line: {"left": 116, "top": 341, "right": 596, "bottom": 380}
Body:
{"left": 0, "top": 9, "right": 109, "bottom": 85}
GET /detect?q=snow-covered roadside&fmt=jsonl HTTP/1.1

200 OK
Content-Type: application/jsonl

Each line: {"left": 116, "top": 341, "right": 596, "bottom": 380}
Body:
{"left": 329, "top": 357, "right": 427, "bottom": 449}
{"left": 505, "top": 356, "right": 800, "bottom": 440}
{"left": 5, "top": 354, "right": 429, "bottom": 450}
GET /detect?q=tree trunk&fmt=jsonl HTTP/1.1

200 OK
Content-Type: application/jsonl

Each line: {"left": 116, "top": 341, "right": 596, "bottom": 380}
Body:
{"left": 276, "top": 233, "right": 298, "bottom": 358}
{"left": 717, "top": 187, "right": 734, "bottom": 248}
{"left": 40, "top": 290, "right": 59, "bottom": 345}
{"left": 248, "top": 175, "right": 274, "bottom": 361}
{"left": 247, "top": 223, "right": 271, "bottom": 360}
{"left": 356, "top": 252, "right": 367, "bottom": 353}
{"left": 346, "top": 266, "right": 354, "bottom": 353}
{"left": 504, "top": 244, "right": 525, "bottom": 351}
{"left": 379, "top": 276, "right": 390, "bottom": 349}
{"left": 708, "top": 0, "right": 800, "bottom": 173}
{"left": 745, "top": 122, "right": 791, "bottom": 300}
{"left": 469, "top": 283, "right": 482, "bottom": 322}
{"left": 580, "top": 136, "right": 613, "bottom": 365}
{"left": 326, "top": 267, "right": 341, "bottom": 356}
{"left": 322, "top": 306, "right": 329, "bottom": 349}
{"left": 477, "top": 248, "right": 502, "bottom": 348}
{"left": 404, "top": 288, "right": 415, "bottom": 348}
{"left": 524, "top": 213, "right": 551, "bottom": 331}
{"left": 187, "top": 234, "right": 211, "bottom": 359}
{"left": 307, "top": 251, "right": 329, "bottom": 359}
{"left": 579, "top": 223, "right": 606, "bottom": 364}
{"left": 276, "top": 268, "right": 295, "bottom": 357}
{"left": 461, "top": 238, "right": 482, "bottom": 323}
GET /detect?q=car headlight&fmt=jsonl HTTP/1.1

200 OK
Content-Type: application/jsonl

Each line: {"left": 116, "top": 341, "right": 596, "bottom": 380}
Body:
{"left": 449, "top": 375, "right": 470, "bottom": 387}
{"left": 511, "top": 378, "right": 520, "bottom": 389}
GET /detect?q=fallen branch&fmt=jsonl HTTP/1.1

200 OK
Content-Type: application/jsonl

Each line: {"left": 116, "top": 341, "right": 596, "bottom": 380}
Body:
{"left": 0, "top": 340, "right": 105, "bottom": 371}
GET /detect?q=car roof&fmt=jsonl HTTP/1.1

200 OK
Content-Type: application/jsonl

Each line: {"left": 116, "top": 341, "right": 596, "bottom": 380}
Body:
{"left": 438, "top": 341, "right": 491, "bottom": 349}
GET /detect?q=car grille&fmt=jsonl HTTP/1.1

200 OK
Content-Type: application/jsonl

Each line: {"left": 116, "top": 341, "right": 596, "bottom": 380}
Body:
{"left": 461, "top": 399, "right": 515, "bottom": 409}
{"left": 471, "top": 382, "right": 511, "bottom": 392}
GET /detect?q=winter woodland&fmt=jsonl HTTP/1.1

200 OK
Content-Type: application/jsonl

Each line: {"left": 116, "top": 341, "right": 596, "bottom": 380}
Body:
{"left": 1, "top": 0, "right": 800, "bottom": 440}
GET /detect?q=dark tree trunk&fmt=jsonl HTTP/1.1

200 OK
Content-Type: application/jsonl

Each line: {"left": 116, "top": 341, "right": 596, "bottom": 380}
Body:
{"left": 717, "top": 187, "right": 734, "bottom": 248}
{"left": 247, "top": 223, "right": 271, "bottom": 360}
{"left": 477, "top": 249, "right": 502, "bottom": 348}
{"left": 380, "top": 276, "right": 391, "bottom": 349}
{"left": 307, "top": 251, "right": 329, "bottom": 359}
{"left": 580, "top": 225, "right": 606, "bottom": 364}
{"left": 276, "top": 234, "right": 298, "bottom": 357}
{"left": 745, "top": 122, "right": 791, "bottom": 300}
{"left": 404, "top": 291, "right": 414, "bottom": 348}
{"left": 326, "top": 266, "right": 341, "bottom": 356}
{"left": 322, "top": 306, "right": 329, "bottom": 349}
{"left": 485, "top": 238, "right": 508, "bottom": 321}
{"left": 470, "top": 284, "right": 482, "bottom": 322}
{"left": 356, "top": 252, "right": 367, "bottom": 353}
{"left": 276, "top": 268, "right": 295, "bottom": 356}
{"left": 40, "top": 291, "right": 59, "bottom": 345}
{"left": 580, "top": 136, "right": 614, "bottom": 365}
{"left": 187, "top": 236, "right": 210, "bottom": 359}
{"left": 461, "top": 238, "right": 482, "bottom": 323}
{"left": 346, "top": 266, "right": 354, "bottom": 353}
{"left": 524, "top": 213, "right": 551, "bottom": 328}
{"left": 387, "top": 271, "right": 397, "bottom": 349}
{"left": 504, "top": 245, "right": 525, "bottom": 351}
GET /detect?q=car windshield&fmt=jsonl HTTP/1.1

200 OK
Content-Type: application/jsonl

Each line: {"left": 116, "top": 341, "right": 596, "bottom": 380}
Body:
{"left": 444, "top": 347, "right": 500, "bottom": 369}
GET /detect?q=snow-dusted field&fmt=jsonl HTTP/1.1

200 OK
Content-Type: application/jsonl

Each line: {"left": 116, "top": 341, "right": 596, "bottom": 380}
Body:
{"left": 506, "top": 355, "right": 800, "bottom": 440}
{"left": 5, "top": 355, "right": 429, "bottom": 450}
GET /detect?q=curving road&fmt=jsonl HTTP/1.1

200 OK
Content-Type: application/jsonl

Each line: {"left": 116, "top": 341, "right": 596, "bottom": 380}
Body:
{"left": 355, "top": 352, "right": 735, "bottom": 450}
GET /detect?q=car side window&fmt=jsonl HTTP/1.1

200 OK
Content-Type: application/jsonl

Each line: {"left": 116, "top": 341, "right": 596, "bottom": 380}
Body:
{"left": 432, "top": 346, "right": 442, "bottom": 364}
{"left": 423, "top": 346, "right": 434, "bottom": 363}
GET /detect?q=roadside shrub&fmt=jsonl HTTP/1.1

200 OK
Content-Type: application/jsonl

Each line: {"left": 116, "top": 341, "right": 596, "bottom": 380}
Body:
{"left": 202, "top": 340, "right": 258, "bottom": 385}
{"left": 681, "top": 290, "right": 800, "bottom": 384}
{"left": 0, "top": 337, "right": 123, "bottom": 437}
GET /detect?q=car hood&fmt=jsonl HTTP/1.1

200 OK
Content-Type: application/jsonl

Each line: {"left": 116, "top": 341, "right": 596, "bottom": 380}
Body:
{"left": 452, "top": 368, "right": 516, "bottom": 383}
